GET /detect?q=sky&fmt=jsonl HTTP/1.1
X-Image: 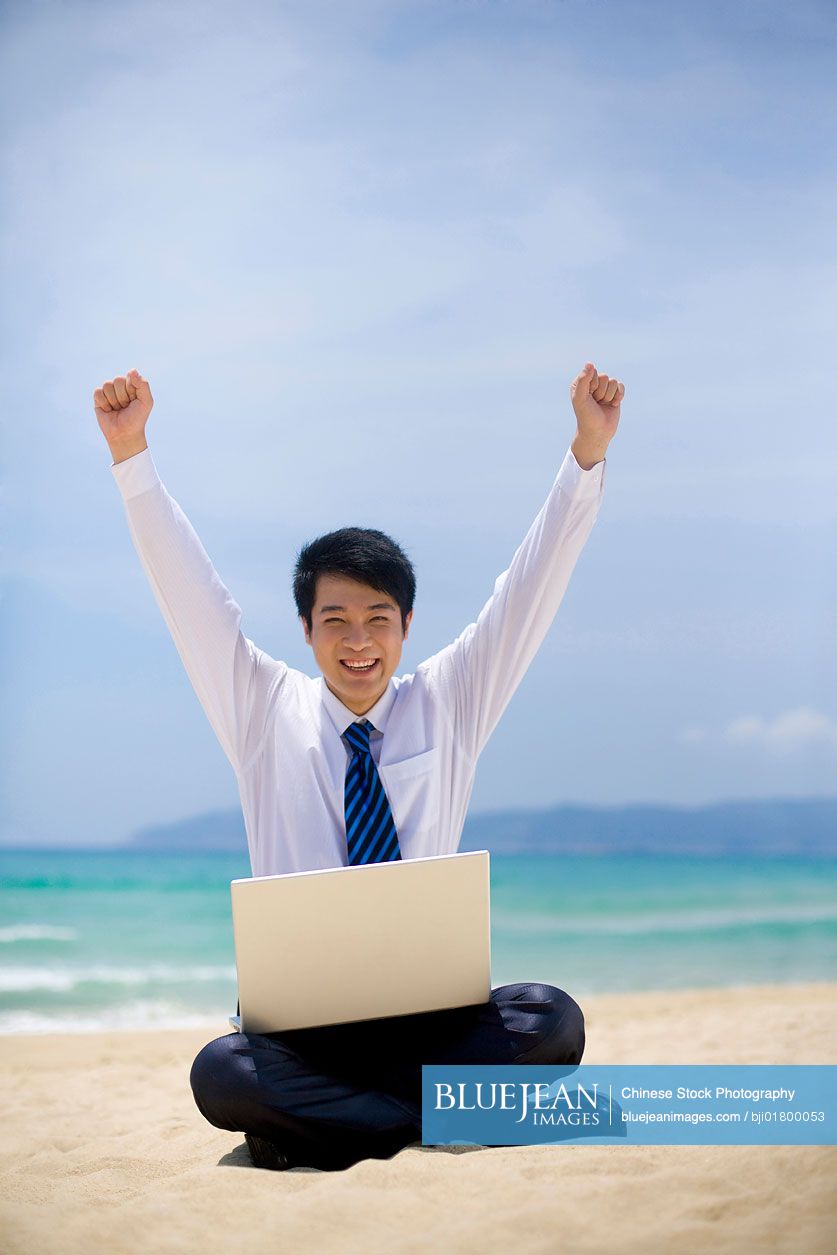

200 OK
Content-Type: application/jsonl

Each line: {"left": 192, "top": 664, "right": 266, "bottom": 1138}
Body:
{"left": 1, "top": 0, "right": 836, "bottom": 846}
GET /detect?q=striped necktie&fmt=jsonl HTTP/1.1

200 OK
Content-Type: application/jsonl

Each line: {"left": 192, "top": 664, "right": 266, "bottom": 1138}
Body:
{"left": 343, "top": 719, "right": 402, "bottom": 865}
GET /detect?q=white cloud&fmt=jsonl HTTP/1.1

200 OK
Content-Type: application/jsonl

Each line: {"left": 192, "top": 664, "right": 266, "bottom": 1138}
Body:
{"left": 722, "top": 707, "right": 837, "bottom": 754}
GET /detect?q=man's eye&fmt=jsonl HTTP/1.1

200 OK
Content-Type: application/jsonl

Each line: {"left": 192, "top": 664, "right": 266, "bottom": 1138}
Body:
{"left": 322, "top": 615, "right": 389, "bottom": 624}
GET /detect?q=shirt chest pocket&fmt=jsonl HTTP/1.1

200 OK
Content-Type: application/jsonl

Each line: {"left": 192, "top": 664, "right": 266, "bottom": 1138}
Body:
{"left": 379, "top": 748, "right": 440, "bottom": 839}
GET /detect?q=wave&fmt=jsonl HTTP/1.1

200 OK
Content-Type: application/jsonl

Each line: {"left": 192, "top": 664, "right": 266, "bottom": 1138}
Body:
{"left": 0, "top": 963, "right": 236, "bottom": 993}
{"left": 0, "top": 999, "right": 228, "bottom": 1035}
{"left": 0, "top": 925, "right": 78, "bottom": 943}
{"left": 492, "top": 904, "right": 837, "bottom": 937}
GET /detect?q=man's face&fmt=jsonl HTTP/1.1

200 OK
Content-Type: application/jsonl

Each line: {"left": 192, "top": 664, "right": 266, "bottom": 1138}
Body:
{"left": 303, "top": 573, "right": 412, "bottom": 715}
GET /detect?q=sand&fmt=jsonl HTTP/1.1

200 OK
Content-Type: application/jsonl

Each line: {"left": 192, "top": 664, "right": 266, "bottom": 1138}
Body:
{"left": 1, "top": 983, "right": 835, "bottom": 1255}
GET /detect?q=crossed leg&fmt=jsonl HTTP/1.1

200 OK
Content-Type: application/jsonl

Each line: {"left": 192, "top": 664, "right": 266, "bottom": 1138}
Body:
{"left": 189, "top": 982, "right": 585, "bottom": 1171}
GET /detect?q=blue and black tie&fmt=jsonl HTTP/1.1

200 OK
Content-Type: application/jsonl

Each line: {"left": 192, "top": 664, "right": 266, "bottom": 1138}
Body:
{"left": 343, "top": 719, "right": 402, "bottom": 865}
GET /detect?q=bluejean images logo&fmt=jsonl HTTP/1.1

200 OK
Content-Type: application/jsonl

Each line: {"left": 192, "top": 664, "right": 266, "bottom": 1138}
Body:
{"left": 433, "top": 1076, "right": 625, "bottom": 1138}
{"left": 421, "top": 1066, "right": 837, "bottom": 1147}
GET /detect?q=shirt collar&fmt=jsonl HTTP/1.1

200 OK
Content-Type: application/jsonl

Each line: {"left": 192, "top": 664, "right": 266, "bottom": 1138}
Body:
{"left": 320, "top": 675, "right": 398, "bottom": 738}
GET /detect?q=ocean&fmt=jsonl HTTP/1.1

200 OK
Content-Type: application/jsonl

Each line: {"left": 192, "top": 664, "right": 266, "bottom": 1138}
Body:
{"left": 1, "top": 848, "right": 836, "bottom": 1034}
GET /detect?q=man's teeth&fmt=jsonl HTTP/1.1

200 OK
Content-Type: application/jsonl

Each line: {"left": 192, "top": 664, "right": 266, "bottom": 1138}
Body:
{"left": 342, "top": 660, "right": 377, "bottom": 670}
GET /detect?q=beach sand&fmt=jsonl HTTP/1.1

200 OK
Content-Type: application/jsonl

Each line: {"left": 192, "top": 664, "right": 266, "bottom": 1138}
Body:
{"left": 1, "top": 982, "right": 835, "bottom": 1255}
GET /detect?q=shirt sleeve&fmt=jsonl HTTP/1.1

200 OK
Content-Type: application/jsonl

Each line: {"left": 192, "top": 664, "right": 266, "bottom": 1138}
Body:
{"left": 110, "top": 449, "right": 287, "bottom": 775}
{"left": 421, "top": 445, "right": 606, "bottom": 763}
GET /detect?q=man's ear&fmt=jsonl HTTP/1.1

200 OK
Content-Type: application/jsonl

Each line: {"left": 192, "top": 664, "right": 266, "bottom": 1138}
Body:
{"left": 402, "top": 609, "right": 413, "bottom": 641}
{"left": 301, "top": 615, "right": 312, "bottom": 646}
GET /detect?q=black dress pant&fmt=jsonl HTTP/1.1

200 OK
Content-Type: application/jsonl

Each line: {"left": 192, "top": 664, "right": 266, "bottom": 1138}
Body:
{"left": 189, "top": 983, "right": 585, "bottom": 1171}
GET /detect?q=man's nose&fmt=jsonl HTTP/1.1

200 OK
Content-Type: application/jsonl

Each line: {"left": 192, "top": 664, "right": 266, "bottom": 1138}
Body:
{"left": 343, "top": 623, "right": 372, "bottom": 649}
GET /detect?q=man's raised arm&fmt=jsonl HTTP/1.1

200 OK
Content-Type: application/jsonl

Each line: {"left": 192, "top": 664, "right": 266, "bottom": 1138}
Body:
{"left": 94, "top": 369, "right": 285, "bottom": 775}
{"left": 424, "top": 362, "right": 624, "bottom": 763}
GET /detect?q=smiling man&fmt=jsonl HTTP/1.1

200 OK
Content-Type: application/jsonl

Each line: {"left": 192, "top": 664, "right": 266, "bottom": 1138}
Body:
{"left": 95, "top": 360, "right": 623, "bottom": 1171}
{"left": 301, "top": 564, "right": 415, "bottom": 710}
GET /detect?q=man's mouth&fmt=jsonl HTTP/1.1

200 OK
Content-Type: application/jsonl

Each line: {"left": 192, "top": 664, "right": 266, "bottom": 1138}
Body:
{"left": 339, "top": 658, "right": 380, "bottom": 674}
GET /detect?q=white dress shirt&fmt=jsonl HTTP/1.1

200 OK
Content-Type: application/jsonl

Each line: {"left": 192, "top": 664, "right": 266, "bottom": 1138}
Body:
{"left": 111, "top": 445, "right": 606, "bottom": 878}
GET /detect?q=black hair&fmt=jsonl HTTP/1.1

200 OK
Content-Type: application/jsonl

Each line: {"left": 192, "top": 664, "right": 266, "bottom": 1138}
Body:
{"left": 293, "top": 527, "right": 416, "bottom": 633}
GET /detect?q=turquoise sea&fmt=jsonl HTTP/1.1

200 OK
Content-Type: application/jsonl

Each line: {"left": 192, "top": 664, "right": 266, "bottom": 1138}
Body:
{"left": 1, "top": 849, "right": 836, "bottom": 1034}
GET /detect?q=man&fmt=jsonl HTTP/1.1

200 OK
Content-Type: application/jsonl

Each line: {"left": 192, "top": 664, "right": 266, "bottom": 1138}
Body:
{"left": 94, "top": 360, "right": 624, "bottom": 1171}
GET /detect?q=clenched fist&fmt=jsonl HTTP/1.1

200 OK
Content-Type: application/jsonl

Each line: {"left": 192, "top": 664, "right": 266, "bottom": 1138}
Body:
{"left": 94, "top": 369, "right": 153, "bottom": 463}
{"left": 569, "top": 361, "right": 625, "bottom": 470}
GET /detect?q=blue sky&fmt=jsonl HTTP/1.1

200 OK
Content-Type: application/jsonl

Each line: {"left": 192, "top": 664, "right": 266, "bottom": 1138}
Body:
{"left": 2, "top": 0, "right": 836, "bottom": 846}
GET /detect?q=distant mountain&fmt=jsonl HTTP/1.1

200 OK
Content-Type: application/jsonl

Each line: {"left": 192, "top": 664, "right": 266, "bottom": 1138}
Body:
{"left": 130, "top": 808, "right": 249, "bottom": 852}
{"left": 460, "top": 797, "right": 837, "bottom": 856}
{"left": 125, "top": 796, "right": 837, "bottom": 856}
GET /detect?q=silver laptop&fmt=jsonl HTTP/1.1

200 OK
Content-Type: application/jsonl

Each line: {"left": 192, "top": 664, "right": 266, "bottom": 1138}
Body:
{"left": 228, "top": 849, "right": 491, "bottom": 1034}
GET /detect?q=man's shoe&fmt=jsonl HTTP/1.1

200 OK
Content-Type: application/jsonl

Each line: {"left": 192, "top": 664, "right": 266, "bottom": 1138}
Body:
{"left": 245, "top": 1132, "right": 292, "bottom": 1170}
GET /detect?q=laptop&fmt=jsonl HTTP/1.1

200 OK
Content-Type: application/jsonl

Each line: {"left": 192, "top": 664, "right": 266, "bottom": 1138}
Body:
{"left": 228, "top": 849, "right": 491, "bottom": 1034}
